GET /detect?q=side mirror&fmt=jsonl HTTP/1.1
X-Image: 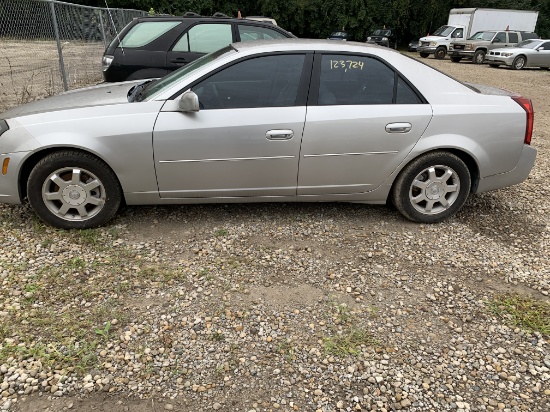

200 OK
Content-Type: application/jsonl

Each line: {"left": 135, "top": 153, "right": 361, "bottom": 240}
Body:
{"left": 178, "top": 90, "right": 199, "bottom": 113}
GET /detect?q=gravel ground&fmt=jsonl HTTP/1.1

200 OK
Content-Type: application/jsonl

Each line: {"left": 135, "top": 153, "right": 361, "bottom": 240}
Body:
{"left": 1, "top": 55, "right": 549, "bottom": 412}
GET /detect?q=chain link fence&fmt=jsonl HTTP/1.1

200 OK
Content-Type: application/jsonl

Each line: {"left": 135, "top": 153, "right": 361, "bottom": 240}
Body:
{"left": 0, "top": 0, "right": 147, "bottom": 112}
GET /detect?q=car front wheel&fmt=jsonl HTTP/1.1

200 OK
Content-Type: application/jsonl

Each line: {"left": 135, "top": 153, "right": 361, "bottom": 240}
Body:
{"left": 391, "top": 151, "right": 471, "bottom": 223}
{"left": 419, "top": 52, "right": 429, "bottom": 58}
{"left": 473, "top": 50, "right": 486, "bottom": 64}
{"left": 27, "top": 151, "right": 122, "bottom": 229}
{"left": 512, "top": 55, "right": 526, "bottom": 70}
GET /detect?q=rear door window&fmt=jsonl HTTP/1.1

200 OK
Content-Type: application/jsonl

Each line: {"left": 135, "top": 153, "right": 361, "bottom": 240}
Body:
{"left": 494, "top": 32, "right": 506, "bottom": 43}
{"left": 238, "top": 25, "right": 288, "bottom": 42}
{"left": 173, "top": 24, "right": 232, "bottom": 53}
{"left": 508, "top": 32, "right": 519, "bottom": 44}
{"left": 120, "top": 21, "right": 180, "bottom": 48}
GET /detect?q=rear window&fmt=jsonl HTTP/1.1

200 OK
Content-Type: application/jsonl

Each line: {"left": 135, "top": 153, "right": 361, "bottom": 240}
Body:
{"left": 120, "top": 21, "right": 180, "bottom": 48}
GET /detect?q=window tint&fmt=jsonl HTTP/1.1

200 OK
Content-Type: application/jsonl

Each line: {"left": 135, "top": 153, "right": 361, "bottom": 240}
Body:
{"left": 193, "top": 54, "right": 305, "bottom": 109}
{"left": 540, "top": 42, "right": 550, "bottom": 50}
{"left": 508, "top": 32, "right": 519, "bottom": 44}
{"left": 396, "top": 78, "right": 422, "bottom": 104}
{"left": 238, "top": 25, "right": 288, "bottom": 42}
{"left": 494, "top": 32, "right": 506, "bottom": 43}
{"left": 173, "top": 24, "right": 232, "bottom": 53}
{"left": 120, "top": 22, "right": 180, "bottom": 48}
{"left": 319, "top": 55, "right": 395, "bottom": 105}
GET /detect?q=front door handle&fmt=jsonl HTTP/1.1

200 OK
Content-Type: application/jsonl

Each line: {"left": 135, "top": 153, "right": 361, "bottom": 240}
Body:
{"left": 385, "top": 123, "right": 412, "bottom": 133}
{"left": 170, "top": 57, "right": 187, "bottom": 64}
{"left": 266, "top": 129, "right": 294, "bottom": 140}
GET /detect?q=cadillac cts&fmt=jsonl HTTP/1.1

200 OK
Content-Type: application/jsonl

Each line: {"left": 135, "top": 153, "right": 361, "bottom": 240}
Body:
{"left": 0, "top": 40, "right": 536, "bottom": 229}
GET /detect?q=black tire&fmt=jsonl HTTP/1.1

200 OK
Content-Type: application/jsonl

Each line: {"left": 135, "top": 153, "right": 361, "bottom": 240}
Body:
{"left": 473, "top": 49, "right": 486, "bottom": 65}
{"left": 419, "top": 52, "right": 429, "bottom": 58}
{"left": 541, "top": 67, "right": 549, "bottom": 70}
{"left": 391, "top": 151, "right": 471, "bottom": 223}
{"left": 512, "top": 55, "right": 526, "bottom": 70}
{"left": 434, "top": 47, "right": 446, "bottom": 60}
{"left": 489, "top": 64, "right": 500, "bottom": 68}
{"left": 27, "top": 151, "right": 122, "bottom": 229}
{"left": 451, "top": 56, "right": 462, "bottom": 63}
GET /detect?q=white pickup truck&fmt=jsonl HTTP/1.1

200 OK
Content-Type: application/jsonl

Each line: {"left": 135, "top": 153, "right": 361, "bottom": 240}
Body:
{"left": 417, "top": 8, "right": 539, "bottom": 60}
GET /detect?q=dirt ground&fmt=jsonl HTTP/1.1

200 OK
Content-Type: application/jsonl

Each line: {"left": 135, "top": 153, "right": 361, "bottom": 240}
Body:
{"left": 0, "top": 40, "right": 105, "bottom": 112}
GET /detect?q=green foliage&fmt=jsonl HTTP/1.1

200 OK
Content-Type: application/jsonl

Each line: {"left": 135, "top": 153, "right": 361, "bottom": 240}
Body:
{"left": 70, "top": 1, "right": 550, "bottom": 41}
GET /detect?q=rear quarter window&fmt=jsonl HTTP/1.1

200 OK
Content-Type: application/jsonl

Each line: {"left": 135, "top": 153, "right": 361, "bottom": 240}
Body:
{"left": 120, "top": 21, "right": 180, "bottom": 48}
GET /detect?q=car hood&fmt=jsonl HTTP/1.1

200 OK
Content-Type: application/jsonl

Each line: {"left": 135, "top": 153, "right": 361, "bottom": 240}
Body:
{"left": 490, "top": 46, "right": 528, "bottom": 54}
{"left": 0, "top": 80, "right": 144, "bottom": 120}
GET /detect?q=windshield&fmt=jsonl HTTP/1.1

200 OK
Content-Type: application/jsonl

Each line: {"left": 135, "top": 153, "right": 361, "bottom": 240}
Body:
{"left": 330, "top": 31, "right": 347, "bottom": 37}
{"left": 468, "top": 31, "right": 495, "bottom": 41}
{"left": 138, "top": 46, "right": 235, "bottom": 101}
{"left": 432, "top": 26, "right": 454, "bottom": 37}
{"left": 373, "top": 29, "right": 391, "bottom": 36}
{"left": 514, "top": 39, "right": 542, "bottom": 49}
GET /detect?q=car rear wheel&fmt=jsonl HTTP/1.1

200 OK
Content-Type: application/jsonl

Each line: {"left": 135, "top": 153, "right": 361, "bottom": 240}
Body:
{"left": 27, "top": 151, "right": 122, "bottom": 229}
{"left": 391, "top": 151, "right": 471, "bottom": 223}
{"left": 419, "top": 52, "right": 429, "bottom": 58}
{"left": 512, "top": 55, "right": 526, "bottom": 70}
{"left": 473, "top": 50, "right": 486, "bottom": 64}
{"left": 434, "top": 47, "right": 446, "bottom": 60}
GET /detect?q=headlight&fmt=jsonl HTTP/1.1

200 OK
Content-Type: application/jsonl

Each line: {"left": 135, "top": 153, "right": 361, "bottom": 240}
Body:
{"left": 382, "top": 37, "right": 388, "bottom": 41}
{"left": 449, "top": 45, "right": 454, "bottom": 50}
{"left": 429, "top": 41, "right": 436, "bottom": 46}
{"left": 367, "top": 37, "right": 371, "bottom": 41}
{"left": 102, "top": 55, "right": 113, "bottom": 71}
{"left": 0, "top": 120, "right": 8, "bottom": 137}
{"left": 501, "top": 52, "right": 514, "bottom": 57}
{"left": 465, "top": 44, "right": 474, "bottom": 50}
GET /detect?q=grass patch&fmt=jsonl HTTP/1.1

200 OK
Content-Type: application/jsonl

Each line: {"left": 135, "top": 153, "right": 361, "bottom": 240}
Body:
{"left": 488, "top": 293, "right": 550, "bottom": 336}
{"left": 323, "top": 328, "right": 378, "bottom": 356}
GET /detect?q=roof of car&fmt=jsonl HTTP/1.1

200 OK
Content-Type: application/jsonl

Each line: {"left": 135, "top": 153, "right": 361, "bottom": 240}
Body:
{"left": 135, "top": 15, "right": 273, "bottom": 24}
{"left": 231, "top": 38, "right": 392, "bottom": 53}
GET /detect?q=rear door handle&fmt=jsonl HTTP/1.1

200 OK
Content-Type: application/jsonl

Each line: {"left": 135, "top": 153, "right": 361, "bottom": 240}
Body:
{"left": 385, "top": 123, "right": 412, "bottom": 133}
{"left": 266, "top": 130, "right": 294, "bottom": 140}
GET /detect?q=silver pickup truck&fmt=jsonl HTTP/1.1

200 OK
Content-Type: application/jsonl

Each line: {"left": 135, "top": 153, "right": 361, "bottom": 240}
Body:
{"left": 449, "top": 30, "right": 539, "bottom": 64}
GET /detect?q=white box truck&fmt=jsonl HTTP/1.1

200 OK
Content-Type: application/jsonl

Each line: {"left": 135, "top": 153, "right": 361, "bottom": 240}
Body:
{"left": 417, "top": 8, "right": 539, "bottom": 59}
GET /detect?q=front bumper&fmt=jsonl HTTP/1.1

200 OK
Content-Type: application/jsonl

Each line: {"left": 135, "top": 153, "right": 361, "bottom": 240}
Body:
{"left": 0, "top": 151, "right": 28, "bottom": 204}
{"left": 475, "top": 145, "right": 537, "bottom": 193}
{"left": 367, "top": 39, "right": 389, "bottom": 47}
{"left": 450, "top": 50, "right": 475, "bottom": 58}
{"left": 417, "top": 46, "right": 436, "bottom": 54}
{"left": 486, "top": 54, "right": 515, "bottom": 66}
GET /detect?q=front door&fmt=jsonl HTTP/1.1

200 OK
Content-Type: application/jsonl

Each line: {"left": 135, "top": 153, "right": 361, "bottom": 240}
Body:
{"left": 154, "top": 53, "right": 309, "bottom": 198}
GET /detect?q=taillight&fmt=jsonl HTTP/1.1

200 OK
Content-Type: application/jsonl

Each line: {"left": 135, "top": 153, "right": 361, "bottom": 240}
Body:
{"left": 512, "top": 96, "right": 534, "bottom": 145}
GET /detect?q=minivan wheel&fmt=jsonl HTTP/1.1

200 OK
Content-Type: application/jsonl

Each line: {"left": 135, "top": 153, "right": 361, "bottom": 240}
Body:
{"left": 27, "top": 151, "right": 122, "bottom": 229}
{"left": 391, "top": 151, "right": 471, "bottom": 223}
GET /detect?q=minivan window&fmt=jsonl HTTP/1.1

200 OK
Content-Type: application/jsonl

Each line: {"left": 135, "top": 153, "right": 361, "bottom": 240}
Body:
{"left": 508, "top": 32, "right": 519, "bottom": 44}
{"left": 120, "top": 21, "right": 180, "bottom": 48}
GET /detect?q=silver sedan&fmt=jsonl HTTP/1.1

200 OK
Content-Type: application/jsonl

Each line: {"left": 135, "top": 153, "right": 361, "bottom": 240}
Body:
{"left": 487, "top": 39, "right": 550, "bottom": 70}
{"left": 0, "top": 40, "right": 537, "bottom": 229}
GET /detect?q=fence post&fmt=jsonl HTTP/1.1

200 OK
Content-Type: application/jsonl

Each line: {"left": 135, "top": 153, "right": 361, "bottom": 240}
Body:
{"left": 49, "top": 0, "right": 68, "bottom": 91}
{"left": 98, "top": 9, "right": 107, "bottom": 48}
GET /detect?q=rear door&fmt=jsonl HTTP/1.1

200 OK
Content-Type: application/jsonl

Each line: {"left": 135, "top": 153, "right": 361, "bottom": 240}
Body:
{"left": 298, "top": 53, "right": 432, "bottom": 195}
{"left": 166, "top": 23, "right": 234, "bottom": 70}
